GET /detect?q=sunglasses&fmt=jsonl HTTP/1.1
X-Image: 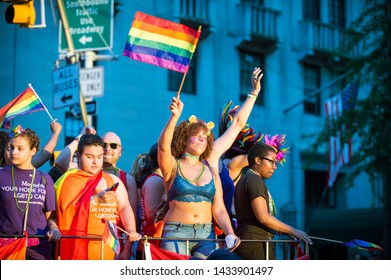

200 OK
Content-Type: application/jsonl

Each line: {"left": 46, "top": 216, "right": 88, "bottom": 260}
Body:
{"left": 104, "top": 143, "right": 121, "bottom": 150}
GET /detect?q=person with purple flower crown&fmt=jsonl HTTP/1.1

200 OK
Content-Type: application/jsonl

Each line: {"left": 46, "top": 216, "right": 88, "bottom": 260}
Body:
{"left": 233, "top": 137, "right": 313, "bottom": 260}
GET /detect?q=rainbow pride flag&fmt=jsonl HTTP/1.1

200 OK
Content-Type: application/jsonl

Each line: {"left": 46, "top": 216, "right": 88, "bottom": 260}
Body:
{"left": 0, "top": 86, "right": 45, "bottom": 129}
{"left": 343, "top": 239, "right": 384, "bottom": 252}
{"left": 102, "top": 219, "right": 120, "bottom": 257}
{"left": 123, "top": 11, "right": 201, "bottom": 73}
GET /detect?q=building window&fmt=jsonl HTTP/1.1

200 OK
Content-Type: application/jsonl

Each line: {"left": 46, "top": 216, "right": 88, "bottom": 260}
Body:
{"left": 303, "top": 65, "right": 321, "bottom": 115}
{"left": 304, "top": 170, "right": 336, "bottom": 208}
{"left": 168, "top": 53, "right": 197, "bottom": 95}
{"left": 64, "top": 112, "right": 97, "bottom": 145}
{"left": 239, "top": 52, "right": 265, "bottom": 105}
{"left": 328, "top": 0, "right": 345, "bottom": 27}
{"left": 303, "top": 0, "right": 320, "bottom": 21}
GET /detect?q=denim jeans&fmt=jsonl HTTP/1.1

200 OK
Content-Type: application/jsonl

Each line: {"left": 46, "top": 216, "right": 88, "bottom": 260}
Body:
{"left": 160, "top": 222, "right": 217, "bottom": 259}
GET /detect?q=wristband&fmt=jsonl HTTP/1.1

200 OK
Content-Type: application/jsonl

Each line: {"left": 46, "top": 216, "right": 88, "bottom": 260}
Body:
{"left": 247, "top": 92, "right": 258, "bottom": 98}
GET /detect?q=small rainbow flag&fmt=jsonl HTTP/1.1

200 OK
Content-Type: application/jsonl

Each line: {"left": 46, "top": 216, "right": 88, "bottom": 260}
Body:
{"left": 102, "top": 219, "right": 120, "bottom": 257}
{"left": 123, "top": 11, "right": 201, "bottom": 73}
{"left": 343, "top": 239, "right": 384, "bottom": 252}
{"left": 0, "top": 86, "right": 45, "bottom": 129}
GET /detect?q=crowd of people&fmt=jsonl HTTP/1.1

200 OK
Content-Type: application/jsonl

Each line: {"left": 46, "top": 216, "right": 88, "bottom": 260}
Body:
{"left": 0, "top": 67, "right": 312, "bottom": 260}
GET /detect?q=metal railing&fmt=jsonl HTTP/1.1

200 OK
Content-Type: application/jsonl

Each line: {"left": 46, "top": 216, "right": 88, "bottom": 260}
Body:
{"left": 237, "top": 2, "right": 280, "bottom": 39}
{"left": 1, "top": 234, "right": 309, "bottom": 260}
{"left": 299, "top": 20, "right": 362, "bottom": 58}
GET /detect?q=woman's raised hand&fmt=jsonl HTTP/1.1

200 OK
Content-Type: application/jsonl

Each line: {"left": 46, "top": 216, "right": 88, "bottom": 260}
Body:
{"left": 251, "top": 67, "right": 264, "bottom": 94}
{"left": 169, "top": 96, "right": 184, "bottom": 117}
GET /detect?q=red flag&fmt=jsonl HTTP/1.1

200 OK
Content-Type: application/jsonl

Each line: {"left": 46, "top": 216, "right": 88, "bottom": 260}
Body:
{"left": 145, "top": 242, "right": 190, "bottom": 260}
{"left": 0, "top": 232, "right": 36, "bottom": 260}
{"left": 324, "top": 83, "right": 358, "bottom": 187}
{"left": 0, "top": 238, "right": 26, "bottom": 260}
{"left": 294, "top": 244, "right": 310, "bottom": 260}
{"left": 0, "top": 231, "right": 39, "bottom": 260}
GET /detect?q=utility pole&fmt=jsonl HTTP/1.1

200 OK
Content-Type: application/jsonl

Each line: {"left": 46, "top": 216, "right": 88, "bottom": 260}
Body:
{"left": 56, "top": 0, "right": 89, "bottom": 126}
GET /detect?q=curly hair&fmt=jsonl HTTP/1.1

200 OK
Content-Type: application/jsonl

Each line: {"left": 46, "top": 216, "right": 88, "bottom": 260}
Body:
{"left": 18, "top": 128, "right": 40, "bottom": 151}
{"left": 171, "top": 118, "right": 214, "bottom": 161}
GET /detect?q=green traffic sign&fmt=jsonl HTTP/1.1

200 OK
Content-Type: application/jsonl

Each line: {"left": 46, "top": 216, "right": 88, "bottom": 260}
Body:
{"left": 59, "top": 0, "right": 113, "bottom": 52}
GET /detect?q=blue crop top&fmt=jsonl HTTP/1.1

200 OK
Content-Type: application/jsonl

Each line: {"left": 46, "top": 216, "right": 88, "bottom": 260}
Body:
{"left": 168, "top": 164, "right": 216, "bottom": 203}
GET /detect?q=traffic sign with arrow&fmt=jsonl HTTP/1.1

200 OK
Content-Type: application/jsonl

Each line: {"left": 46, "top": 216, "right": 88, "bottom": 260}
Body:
{"left": 52, "top": 64, "right": 80, "bottom": 109}
{"left": 59, "top": 0, "right": 114, "bottom": 52}
{"left": 70, "top": 100, "right": 97, "bottom": 117}
{"left": 61, "top": 94, "right": 73, "bottom": 103}
{"left": 79, "top": 35, "right": 93, "bottom": 45}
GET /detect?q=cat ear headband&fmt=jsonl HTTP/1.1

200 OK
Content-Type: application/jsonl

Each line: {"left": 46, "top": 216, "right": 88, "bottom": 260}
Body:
{"left": 188, "top": 115, "right": 215, "bottom": 136}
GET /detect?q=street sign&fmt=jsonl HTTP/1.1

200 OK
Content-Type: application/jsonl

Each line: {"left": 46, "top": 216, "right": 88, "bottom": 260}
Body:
{"left": 80, "top": 66, "right": 104, "bottom": 97}
{"left": 70, "top": 100, "right": 97, "bottom": 117}
{"left": 52, "top": 64, "right": 80, "bottom": 109}
{"left": 59, "top": 0, "right": 114, "bottom": 52}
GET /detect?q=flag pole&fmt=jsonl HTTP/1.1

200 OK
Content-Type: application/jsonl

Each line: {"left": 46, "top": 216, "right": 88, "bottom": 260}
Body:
{"left": 176, "top": 25, "right": 202, "bottom": 99}
{"left": 101, "top": 219, "right": 132, "bottom": 236}
{"left": 309, "top": 236, "right": 343, "bottom": 244}
{"left": 101, "top": 239, "right": 104, "bottom": 260}
{"left": 283, "top": 70, "right": 353, "bottom": 114}
{"left": 28, "top": 83, "right": 54, "bottom": 121}
{"left": 176, "top": 73, "right": 187, "bottom": 99}
{"left": 116, "top": 225, "right": 131, "bottom": 236}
